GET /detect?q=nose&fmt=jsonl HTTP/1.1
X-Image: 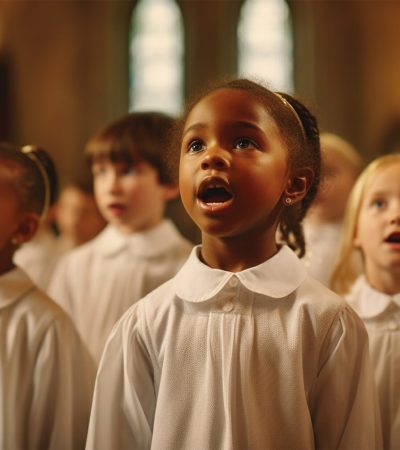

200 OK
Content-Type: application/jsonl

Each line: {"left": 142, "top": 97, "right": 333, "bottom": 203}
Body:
{"left": 390, "top": 202, "right": 400, "bottom": 224}
{"left": 390, "top": 213, "right": 400, "bottom": 225}
{"left": 201, "top": 148, "right": 230, "bottom": 171}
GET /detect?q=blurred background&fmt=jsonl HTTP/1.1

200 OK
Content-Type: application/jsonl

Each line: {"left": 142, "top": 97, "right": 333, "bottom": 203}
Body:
{"left": 1, "top": 0, "right": 399, "bottom": 200}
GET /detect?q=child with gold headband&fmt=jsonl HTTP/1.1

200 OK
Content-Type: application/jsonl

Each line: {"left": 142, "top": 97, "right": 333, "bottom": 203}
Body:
{"left": 13, "top": 145, "right": 62, "bottom": 290}
{"left": 0, "top": 142, "right": 95, "bottom": 450}
{"left": 86, "top": 79, "right": 382, "bottom": 449}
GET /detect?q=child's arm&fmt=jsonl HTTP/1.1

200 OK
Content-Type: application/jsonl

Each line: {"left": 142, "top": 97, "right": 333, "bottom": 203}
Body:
{"left": 29, "top": 312, "right": 95, "bottom": 450}
{"left": 309, "top": 305, "right": 382, "bottom": 449}
{"left": 86, "top": 303, "right": 155, "bottom": 450}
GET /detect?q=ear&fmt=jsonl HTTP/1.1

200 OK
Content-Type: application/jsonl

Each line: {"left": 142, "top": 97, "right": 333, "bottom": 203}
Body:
{"left": 12, "top": 213, "right": 40, "bottom": 246}
{"left": 283, "top": 167, "right": 314, "bottom": 205}
{"left": 162, "top": 184, "right": 180, "bottom": 201}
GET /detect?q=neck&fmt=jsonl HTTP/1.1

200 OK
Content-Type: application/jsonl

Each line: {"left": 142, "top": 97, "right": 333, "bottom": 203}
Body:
{"left": 200, "top": 230, "right": 279, "bottom": 272}
{"left": 366, "top": 266, "right": 400, "bottom": 296}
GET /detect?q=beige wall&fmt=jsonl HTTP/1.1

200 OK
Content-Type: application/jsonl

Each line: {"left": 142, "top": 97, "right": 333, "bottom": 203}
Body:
{"left": 1, "top": 0, "right": 400, "bottom": 184}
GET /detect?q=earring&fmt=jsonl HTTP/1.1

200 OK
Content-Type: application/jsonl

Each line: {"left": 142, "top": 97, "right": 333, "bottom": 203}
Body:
{"left": 284, "top": 197, "right": 292, "bottom": 206}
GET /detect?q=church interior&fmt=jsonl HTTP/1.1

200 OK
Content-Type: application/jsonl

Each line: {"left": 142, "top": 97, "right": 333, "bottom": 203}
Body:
{"left": 1, "top": 0, "right": 400, "bottom": 241}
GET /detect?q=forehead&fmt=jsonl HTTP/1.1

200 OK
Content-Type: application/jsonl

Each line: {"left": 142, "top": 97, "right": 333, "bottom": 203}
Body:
{"left": 365, "top": 161, "right": 400, "bottom": 194}
{"left": 185, "top": 88, "right": 277, "bottom": 132}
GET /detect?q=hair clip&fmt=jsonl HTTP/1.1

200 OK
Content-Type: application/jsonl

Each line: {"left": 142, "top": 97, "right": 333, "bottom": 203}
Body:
{"left": 21, "top": 145, "right": 51, "bottom": 220}
{"left": 273, "top": 92, "right": 306, "bottom": 142}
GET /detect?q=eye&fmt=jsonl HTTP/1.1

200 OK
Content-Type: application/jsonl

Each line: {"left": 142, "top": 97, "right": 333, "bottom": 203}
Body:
{"left": 92, "top": 165, "right": 107, "bottom": 177}
{"left": 234, "top": 137, "right": 258, "bottom": 150}
{"left": 120, "top": 165, "right": 135, "bottom": 175}
{"left": 187, "top": 139, "right": 205, "bottom": 154}
{"left": 370, "top": 197, "right": 386, "bottom": 209}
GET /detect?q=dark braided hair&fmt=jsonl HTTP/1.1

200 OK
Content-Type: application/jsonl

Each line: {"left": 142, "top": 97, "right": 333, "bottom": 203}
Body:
{"left": 0, "top": 142, "right": 58, "bottom": 216}
{"left": 276, "top": 93, "right": 321, "bottom": 257}
{"left": 172, "top": 78, "right": 321, "bottom": 257}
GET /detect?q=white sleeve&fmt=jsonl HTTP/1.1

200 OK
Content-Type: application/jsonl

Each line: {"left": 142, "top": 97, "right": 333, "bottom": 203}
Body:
{"left": 28, "top": 315, "right": 96, "bottom": 450}
{"left": 309, "top": 305, "right": 383, "bottom": 450}
{"left": 86, "top": 303, "right": 155, "bottom": 450}
{"left": 47, "top": 255, "right": 74, "bottom": 316}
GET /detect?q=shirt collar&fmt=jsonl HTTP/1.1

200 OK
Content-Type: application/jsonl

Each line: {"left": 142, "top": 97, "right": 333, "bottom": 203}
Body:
{"left": 347, "top": 276, "right": 400, "bottom": 319}
{"left": 98, "top": 219, "right": 186, "bottom": 258}
{"left": 0, "top": 267, "right": 35, "bottom": 309}
{"left": 174, "top": 245, "right": 307, "bottom": 303}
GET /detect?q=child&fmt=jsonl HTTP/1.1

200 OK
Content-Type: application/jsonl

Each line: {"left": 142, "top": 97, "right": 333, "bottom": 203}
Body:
{"left": 331, "top": 153, "right": 400, "bottom": 449}
{"left": 13, "top": 144, "right": 61, "bottom": 291}
{"left": 49, "top": 112, "right": 192, "bottom": 363}
{"left": 86, "top": 79, "right": 381, "bottom": 449}
{"left": 302, "top": 133, "right": 364, "bottom": 285}
{"left": 0, "top": 142, "right": 95, "bottom": 450}
{"left": 54, "top": 181, "right": 106, "bottom": 251}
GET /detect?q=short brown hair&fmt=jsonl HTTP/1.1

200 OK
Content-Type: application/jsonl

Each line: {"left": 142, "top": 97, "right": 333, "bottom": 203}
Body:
{"left": 85, "top": 111, "right": 177, "bottom": 184}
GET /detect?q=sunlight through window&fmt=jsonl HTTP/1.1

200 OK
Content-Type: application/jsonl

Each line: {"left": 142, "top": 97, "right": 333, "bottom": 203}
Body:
{"left": 130, "top": 0, "right": 184, "bottom": 115}
{"left": 238, "top": 0, "right": 293, "bottom": 92}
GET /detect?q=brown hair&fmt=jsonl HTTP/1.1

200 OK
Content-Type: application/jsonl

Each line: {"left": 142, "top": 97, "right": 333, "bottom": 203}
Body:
{"left": 170, "top": 78, "right": 321, "bottom": 257}
{"left": 85, "top": 111, "right": 177, "bottom": 184}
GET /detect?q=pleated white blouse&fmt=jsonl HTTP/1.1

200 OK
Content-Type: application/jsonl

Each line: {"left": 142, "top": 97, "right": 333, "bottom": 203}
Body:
{"left": 86, "top": 246, "right": 382, "bottom": 450}
{"left": 49, "top": 219, "right": 192, "bottom": 364}
{"left": 347, "top": 276, "right": 400, "bottom": 450}
{"left": 0, "top": 267, "right": 95, "bottom": 450}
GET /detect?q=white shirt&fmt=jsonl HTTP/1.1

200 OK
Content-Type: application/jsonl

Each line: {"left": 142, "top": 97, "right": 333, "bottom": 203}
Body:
{"left": 86, "top": 245, "right": 381, "bottom": 450}
{"left": 14, "top": 228, "right": 63, "bottom": 291}
{"left": 347, "top": 276, "right": 400, "bottom": 450}
{"left": 0, "top": 267, "right": 95, "bottom": 450}
{"left": 49, "top": 219, "right": 192, "bottom": 363}
{"left": 303, "top": 220, "right": 343, "bottom": 286}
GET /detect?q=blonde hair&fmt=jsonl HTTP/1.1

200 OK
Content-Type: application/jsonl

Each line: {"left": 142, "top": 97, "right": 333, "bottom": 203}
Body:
{"left": 330, "top": 152, "right": 400, "bottom": 294}
{"left": 320, "top": 133, "right": 364, "bottom": 175}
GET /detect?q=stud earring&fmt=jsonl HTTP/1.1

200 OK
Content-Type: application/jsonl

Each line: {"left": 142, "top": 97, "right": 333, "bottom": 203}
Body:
{"left": 284, "top": 197, "right": 292, "bottom": 206}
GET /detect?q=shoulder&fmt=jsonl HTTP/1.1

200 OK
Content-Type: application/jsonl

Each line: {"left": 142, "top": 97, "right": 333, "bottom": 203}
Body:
{"left": 9, "top": 282, "right": 77, "bottom": 339}
{"left": 106, "top": 278, "right": 176, "bottom": 342}
{"left": 294, "top": 274, "right": 367, "bottom": 338}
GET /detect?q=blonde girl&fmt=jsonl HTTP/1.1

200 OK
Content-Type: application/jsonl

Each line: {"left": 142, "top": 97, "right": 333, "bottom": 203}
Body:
{"left": 331, "top": 152, "right": 400, "bottom": 449}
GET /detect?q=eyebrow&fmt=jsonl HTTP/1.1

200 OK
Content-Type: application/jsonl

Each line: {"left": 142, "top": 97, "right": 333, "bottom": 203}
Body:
{"left": 183, "top": 121, "right": 263, "bottom": 137}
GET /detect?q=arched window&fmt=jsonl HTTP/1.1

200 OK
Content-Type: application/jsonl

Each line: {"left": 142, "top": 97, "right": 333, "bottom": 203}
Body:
{"left": 238, "top": 0, "right": 293, "bottom": 92}
{"left": 129, "top": 0, "right": 184, "bottom": 115}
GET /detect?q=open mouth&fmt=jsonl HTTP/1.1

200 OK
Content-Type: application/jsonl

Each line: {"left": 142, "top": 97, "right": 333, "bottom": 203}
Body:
{"left": 197, "top": 178, "right": 233, "bottom": 205}
{"left": 198, "top": 185, "right": 233, "bottom": 204}
{"left": 385, "top": 232, "right": 400, "bottom": 244}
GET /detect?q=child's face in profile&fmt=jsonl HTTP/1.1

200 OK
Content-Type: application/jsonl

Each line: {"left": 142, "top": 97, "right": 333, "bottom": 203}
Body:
{"left": 179, "top": 88, "right": 290, "bottom": 241}
{"left": 91, "top": 159, "right": 170, "bottom": 234}
{"left": 354, "top": 161, "right": 400, "bottom": 284}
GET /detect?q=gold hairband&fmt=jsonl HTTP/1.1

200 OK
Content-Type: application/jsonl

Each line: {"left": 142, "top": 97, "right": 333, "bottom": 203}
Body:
{"left": 21, "top": 145, "right": 51, "bottom": 220}
{"left": 273, "top": 92, "right": 306, "bottom": 142}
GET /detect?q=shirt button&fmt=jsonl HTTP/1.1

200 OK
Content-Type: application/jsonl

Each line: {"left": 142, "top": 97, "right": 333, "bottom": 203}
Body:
{"left": 229, "top": 277, "right": 238, "bottom": 287}
{"left": 222, "top": 301, "right": 234, "bottom": 312}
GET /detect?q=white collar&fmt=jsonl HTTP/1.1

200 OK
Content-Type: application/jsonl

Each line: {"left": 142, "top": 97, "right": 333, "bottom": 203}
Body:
{"left": 347, "top": 276, "right": 400, "bottom": 319}
{"left": 0, "top": 267, "right": 34, "bottom": 309}
{"left": 174, "top": 245, "right": 306, "bottom": 303}
{"left": 97, "top": 219, "right": 186, "bottom": 258}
